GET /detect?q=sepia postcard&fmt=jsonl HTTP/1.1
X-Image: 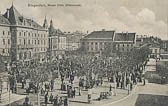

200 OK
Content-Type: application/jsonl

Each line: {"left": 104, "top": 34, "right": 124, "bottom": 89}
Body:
{"left": 0, "top": 0, "right": 168, "bottom": 106}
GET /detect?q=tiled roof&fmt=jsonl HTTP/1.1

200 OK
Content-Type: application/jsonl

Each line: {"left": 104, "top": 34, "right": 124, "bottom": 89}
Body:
{"left": 84, "top": 31, "right": 115, "bottom": 39}
{"left": 0, "top": 15, "right": 10, "bottom": 25}
{"left": 3, "top": 5, "right": 44, "bottom": 29}
{"left": 114, "top": 33, "right": 136, "bottom": 41}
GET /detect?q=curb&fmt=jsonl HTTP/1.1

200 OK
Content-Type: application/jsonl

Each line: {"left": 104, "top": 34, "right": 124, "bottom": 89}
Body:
{"left": 101, "top": 85, "right": 138, "bottom": 106}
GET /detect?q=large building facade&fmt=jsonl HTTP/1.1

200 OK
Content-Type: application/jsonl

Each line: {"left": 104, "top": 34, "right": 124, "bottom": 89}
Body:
{"left": 81, "top": 30, "right": 136, "bottom": 54}
{"left": 1, "top": 5, "right": 48, "bottom": 63}
{"left": 0, "top": 15, "right": 11, "bottom": 58}
{"left": 48, "top": 20, "right": 67, "bottom": 57}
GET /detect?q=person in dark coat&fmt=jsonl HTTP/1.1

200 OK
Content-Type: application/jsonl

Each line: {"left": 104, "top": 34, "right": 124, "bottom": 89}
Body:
{"left": 58, "top": 97, "right": 63, "bottom": 106}
{"left": 44, "top": 93, "right": 48, "bottom": 105}
{"left": 109, "top": 85, "right": 112, "bottom": 92}
{"left": 64, "top": 97, "right": 69, "bottom": 106}
{"left": 49, "top": 93, "right": 53, "bottom": 103}
{"left": 143, "top": 78, "right": 146, "bottom": 86}
{"left": 53, "top": 95, "right": 58, "bottom": 106}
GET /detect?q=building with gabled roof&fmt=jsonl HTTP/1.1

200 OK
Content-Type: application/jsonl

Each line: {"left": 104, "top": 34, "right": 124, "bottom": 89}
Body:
{"left": 80, "top": 30, "right": 136, "bottom": 55}
{"left": 0, "top": 4, "right": 49, "bottom": 65}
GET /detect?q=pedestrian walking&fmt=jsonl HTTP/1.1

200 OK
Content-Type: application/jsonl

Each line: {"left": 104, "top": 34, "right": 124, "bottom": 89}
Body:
{"left": 73, "top": 88, "right": 76, "bottom": 98}
{"left": 58, "top": 97, "right": 63, "bottom": 106}
{"left": 64, "top": 97, "right": 69, "bottom": 106}
{"left": 79, "top": 87, "right": 81, "bottom": 96}
{"left": 21, "top": 79, "right": 25, "bottom": 89}
{"left": 49, "top": 93, "right": 53, "bottom": 104}
{"left": 143, "top": 78, "right": 146, "bottom": 86}
{"left": 109, "top": 84, "right": 112, "bottom": 92}
{"left": 44, "top": 93, "right": 48, "bottom": 105}
{"left": 53, "top": 95, "right": 58, "bottom": 106}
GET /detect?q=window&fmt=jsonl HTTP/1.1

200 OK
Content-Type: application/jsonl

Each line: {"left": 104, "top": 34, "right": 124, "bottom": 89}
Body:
{"left": 8, "top": 49, "right": 10, "bottom": 53}
{"left": 19, "top": 32, "right": 22, "bottom": 36}
{"left": 123, "top": 44, "right": 124, "bottom": 47}
{"left": 38, "top": 40, "right": 40, "bottom": 44}
{"left": 24, "top": 32, "right": 26, "bottom": 36}
{"left": 3, "top": 31, "right": 5, "bottom": 35}
{"left": 32, "top": 40, "right": 33, "bottom": 44}
{"left": 8, "top": 39, "right": 10, "bottom": 44}
{"left": 3, "top": 39, "right": 5, "bottom": 45}
{"left": 2, "top": 49, "right": 5, "bottom": 53}
{"left": 155, "top": 49, "right": 157, "bottom": 54}
{"left": 8, "top": 31, "right": 10, "bottom": 35}
{"left": 35, "top": 40, "right": 36, "bottom": 44}
{"left": 91, "top": 47, "right": 93, "bottom": 51}
{"left": 19, "top": 39, "right": 22, "bottom": 44}
{"left": 28, "top": 40, "right": 30, "bottom": 45}
{"left": 28, "top": 32, "right": 30, "bottom": 36}
{"left": 24, "top": 39, "right": 26, "bottom": 45}
{"left": 44, "top": 40, "right": 46, "bottom": 45}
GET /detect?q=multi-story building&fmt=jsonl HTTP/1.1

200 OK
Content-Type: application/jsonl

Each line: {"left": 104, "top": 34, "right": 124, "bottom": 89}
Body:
{"left": 0, "top": 14, "right": 11, "bottom": 60}
{"left": 48, "top": 20, "right": 66, "bottom": 57}
{"left": 81, "top": 30, "right": 136, "bottom": 55}
{"left": 66, "top": 31, "right": 85, "bottom": 51}
{"left": 81, "top": 30, "right": 115, "bottom": 54}
{"left": 113, "top": 32, "right": 136, "bottom": 52}
{"left": 1, "top": 5, "right": 49, "bottom": 63}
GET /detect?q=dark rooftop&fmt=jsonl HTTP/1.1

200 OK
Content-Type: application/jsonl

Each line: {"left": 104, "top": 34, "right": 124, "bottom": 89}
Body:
{"left": 114, "top": 33, "right": 136, "bottom": 42}
{"left": 84, "top": 30, "right": 115, "bottom": 39}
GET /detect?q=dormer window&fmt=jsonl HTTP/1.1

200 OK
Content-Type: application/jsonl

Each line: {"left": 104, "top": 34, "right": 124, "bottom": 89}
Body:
{"left": 19, "top": 16, "right": 23, "bottom": 22}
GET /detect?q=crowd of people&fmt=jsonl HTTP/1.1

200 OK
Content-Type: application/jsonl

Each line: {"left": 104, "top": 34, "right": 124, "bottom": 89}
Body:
{"left": 7, "top": 47, "right": 149, "bottom": 105}
{"left": 44, "top": 93, "right": 69, "bottom": 106}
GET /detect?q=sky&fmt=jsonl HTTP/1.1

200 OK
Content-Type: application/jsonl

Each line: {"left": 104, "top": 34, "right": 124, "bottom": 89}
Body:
{"left": 0, "top": 0, "right": 168, "bottom": 39}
